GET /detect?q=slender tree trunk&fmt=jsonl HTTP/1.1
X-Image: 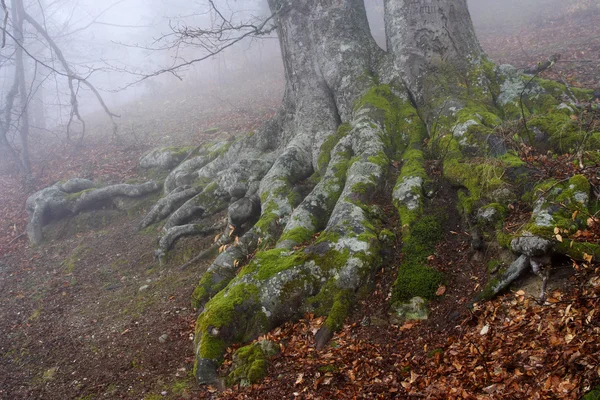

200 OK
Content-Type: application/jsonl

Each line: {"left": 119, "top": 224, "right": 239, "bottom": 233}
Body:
{"left": 12, "top": 0, "right": 31, "bottom": 176}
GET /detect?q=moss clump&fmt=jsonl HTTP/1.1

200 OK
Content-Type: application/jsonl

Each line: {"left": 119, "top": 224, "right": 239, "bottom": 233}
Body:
{"left": 195, "top": 283, "right": 264, "bottom": 362}
{"left": 240, "top": 248, "right": 308, "bottom": 280}
{"left": 62, "top": 244, "right": 89, "bottom": 274}
{"left": 323, "top": 289, "right": 354, "bottom": 331}
{"left": 391, "top": 215, "right": 444, "bottom": 302}
{"left": 65, "top": 188, "right": 95, "bottom": 201}
{"left": 225, "top": 340, "right": 280, "bottom": 387}
{"left": 318, "top": 123, "right": 352, "bottom": 173}
{"left": 583, "top": 385, "right": 600, "bottom": 400}
{"left": 278, "top": 227, "right": 314, "bottom": 246}
{"left": 191, "top": 271, "right": 229, "bottom": 310}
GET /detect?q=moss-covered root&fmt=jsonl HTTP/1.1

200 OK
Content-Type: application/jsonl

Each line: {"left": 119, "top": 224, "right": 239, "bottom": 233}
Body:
{"left": 26, "top": 180, "right": 160, "bottom": 245}
{"left": 517, "top": 175, "right": 600, "bottom": 261}
{"left": 163, "top": 183, "right": 230, "bottom": 231}
{"left": 191, "top": 144, "right": 314, "bottom": 310}
{"left": 393, "top": 113, "right": 427, "bottom": 231}
{"left": 277, "top": 129, "right": 353, "bottom": 250}
{"left": 139, "top": 186, "right": 200, "bottom": 230}
{"left": 156, "top": 221, "right": 227, "bottom": 260}
{"left": 193, "top": 92, "right": 394, "bottom": 384}
{"left": 391, "top": 215, "right": 444, "bottom": 304}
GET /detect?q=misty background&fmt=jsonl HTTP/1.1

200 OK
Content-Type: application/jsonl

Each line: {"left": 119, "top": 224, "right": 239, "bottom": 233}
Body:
{"left": 0, "top": 0, "right": 598, "bottom": 156}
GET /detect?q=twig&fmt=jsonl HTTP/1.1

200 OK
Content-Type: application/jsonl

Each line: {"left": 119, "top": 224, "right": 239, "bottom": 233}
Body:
{"left": 8, "top": 232, "right": 26, "bottom": 245}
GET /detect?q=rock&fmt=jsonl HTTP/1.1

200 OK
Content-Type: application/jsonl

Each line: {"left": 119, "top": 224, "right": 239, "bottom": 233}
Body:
{"left": 228, "top": 195, "right": 261, "bottom": 228}
{"left": 196, "top": 358, "right": 219, "bottom": 385}
{"left": 226, "top": 340, "right": 280, "bottom": 387}
{"left": 139, "top": 285, "right": 150, "bottom": 291}
{"left": 60, "top": 178, "right": 95, "bottom": 193}
{"left": 390, "top": 296, "right": 428, "bottom": 324}
{"left": 159, "top": 334, "right": 169, "bottom": 343}
{"left": 228, "top": 182, "right": 248, "bottom": 198}
{"left": 488, "top": 254, "right": 530, "bottom": 297}
{"left": 489, "top": 187, "right": 516, "bottom": 204}
{"left": 392, "top": 176, "right": 423, "bottom": 211}
{"left": 511, "top": 234, "right": 553, "bottom": 257}
{"left": 139, "top": 147, "right": 191, "bottom": 170}
{"left": 593, "top": 89, "right": 600, "bottom": 100}
{"left": 485, "top": 134, "right": 507, "bottom": 156}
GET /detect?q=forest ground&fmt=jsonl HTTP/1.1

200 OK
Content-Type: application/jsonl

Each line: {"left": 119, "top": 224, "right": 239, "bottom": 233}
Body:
{"left": 0, "top": 9, "right": 599, "bottom": 400}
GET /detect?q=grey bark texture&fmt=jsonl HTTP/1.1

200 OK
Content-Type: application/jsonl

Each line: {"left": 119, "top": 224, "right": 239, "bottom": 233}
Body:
{"left": 26, "top": 180, "right": 159, "bottom": 244}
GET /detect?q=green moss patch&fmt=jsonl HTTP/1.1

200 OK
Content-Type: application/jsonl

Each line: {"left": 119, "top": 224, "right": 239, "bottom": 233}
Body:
{"left": 392, "top": 215, "right": 444, "bottom": 303}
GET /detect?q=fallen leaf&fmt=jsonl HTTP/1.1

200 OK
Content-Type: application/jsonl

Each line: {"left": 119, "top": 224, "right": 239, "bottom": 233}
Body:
{"left": 435, "top": 285, "right": 446, "bottom": 296}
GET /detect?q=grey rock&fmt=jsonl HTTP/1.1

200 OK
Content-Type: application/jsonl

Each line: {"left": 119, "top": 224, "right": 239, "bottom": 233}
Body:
{"left": 228, "top": 196, "right": 261, "bottom": 228}
{"left": 390, "top": 297, "right": 429, "bottom": 324}
{"left": 228, "top": 182, "right": 248, "bottom": 198}
{"left": 511, "top": 234, "right": 553, "bottom": 256}
{"left": 159, "top": 334, "right": 169, "bottom": 343}
{"left": 138, "top": 285, "right": 150, "bottom": 291}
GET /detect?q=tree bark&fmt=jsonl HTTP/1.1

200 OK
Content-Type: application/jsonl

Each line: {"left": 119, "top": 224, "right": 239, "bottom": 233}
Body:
{"left": 130, "top": 0, "right": 589, "bottom": 385}
{"left": 12, "top": 0, "right": 31, "bottom": 176}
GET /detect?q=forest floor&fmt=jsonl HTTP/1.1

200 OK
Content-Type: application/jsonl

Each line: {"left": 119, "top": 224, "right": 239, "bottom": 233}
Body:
{"left": 0, "top": 9, "right": 599, "bottom": 400}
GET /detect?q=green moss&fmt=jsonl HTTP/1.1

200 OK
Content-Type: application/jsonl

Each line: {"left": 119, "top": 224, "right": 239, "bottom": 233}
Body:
{"left": 278, "top": 227, "right": 313, "bottom": 245}
{"left": 253, "top": 200, "right": 280, "bottom": 235}
{"left": 367, "top": 152, "right": 390, "bottom": 168}
{"left": 240, "top": 248, "right": 308, "bottom": 280}
{"left": 164, "top": 145, "right": 194, "bottom": 157}
{"left": 195, "top": 283, "right": 262, "bottom": 362}
{"left": 318, "top": 123, "right": 352, "bottom": 173}
{"left": 323, "top": 289, "right": 354, "bottom": 331}
{"left": 65, "top": 188, "right": 95, "bottom": 201}
{"left": 583, "top": 385, "right": 600, "bottom": 400}
{"left": 225, "top": 341, "right": 279, "bottom": 387}
{"left": 392, "top": 215, "right": 444, "bottom": 302}
{"left": 191, "top": 271, "right": 228, "bottom": 310}
{"left": 62, "top": 244, "right": 89, "bottom": 274}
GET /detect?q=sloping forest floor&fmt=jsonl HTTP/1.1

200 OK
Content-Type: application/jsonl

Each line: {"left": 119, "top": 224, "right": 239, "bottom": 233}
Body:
{"left": 1, "top": 9, "right": 600, "bottom": 400}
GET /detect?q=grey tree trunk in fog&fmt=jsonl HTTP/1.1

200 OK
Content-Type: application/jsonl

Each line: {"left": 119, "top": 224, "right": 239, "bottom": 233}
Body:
{"left": 127, "top": 0, "right": 594, "bottom": 385}
{"left": 11, "top": 0, "right": 31, "bottom": 175}
{"left": 183, "top": 0, "right": 488, "bottom": 384}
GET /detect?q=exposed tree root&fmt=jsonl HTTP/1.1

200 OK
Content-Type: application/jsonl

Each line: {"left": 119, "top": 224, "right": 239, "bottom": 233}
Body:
{"left": 26, "top": 179, "right": 159, "bottom": 245}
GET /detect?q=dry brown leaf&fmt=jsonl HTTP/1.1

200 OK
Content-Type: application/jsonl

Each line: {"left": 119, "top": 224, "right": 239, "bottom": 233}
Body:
{"left": 435, "top": 285, "right": 446, "bottom": 296}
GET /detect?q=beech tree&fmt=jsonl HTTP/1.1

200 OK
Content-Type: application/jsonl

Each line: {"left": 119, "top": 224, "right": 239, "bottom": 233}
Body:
{"left": 23, "top": 0, "right": 599, "bottom": 386}
{"left": 134, "top": 0, "right": 597, "bottom": 384}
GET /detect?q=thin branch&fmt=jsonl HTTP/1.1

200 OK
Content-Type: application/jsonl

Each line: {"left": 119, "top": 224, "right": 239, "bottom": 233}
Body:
{"left": 113, "top": 4, "right": 281, "bottom": 90}
{"left": 0, "top": 0, "right": 7, "bottom": 48}
{"left": 21, "top": 10, "right": 119, "bottom": 136}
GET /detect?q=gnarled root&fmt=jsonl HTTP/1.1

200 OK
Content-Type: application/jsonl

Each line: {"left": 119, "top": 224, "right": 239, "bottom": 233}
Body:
{"left": 192, "top": 96, "right": 392, "bottom": 384}
{"left": 26, "top": 179, "right": 159, "bottom": 244}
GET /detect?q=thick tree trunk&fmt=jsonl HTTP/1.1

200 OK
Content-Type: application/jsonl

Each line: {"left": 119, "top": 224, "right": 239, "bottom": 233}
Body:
{"left": 384, "top": 0, "right": 483, "bottom": 105}
{"left": 132, "top": 0, "right": 593, "bottom": 385}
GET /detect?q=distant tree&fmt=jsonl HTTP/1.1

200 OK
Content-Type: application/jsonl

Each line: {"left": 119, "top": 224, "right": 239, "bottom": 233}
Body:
{"left": 0, "top": 0, "right": 118, "bottom": 177}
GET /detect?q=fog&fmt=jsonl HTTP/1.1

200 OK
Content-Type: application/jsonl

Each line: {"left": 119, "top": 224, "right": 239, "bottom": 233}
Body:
{"left": 0, "top": 0, "right": 597, "bottom": 145}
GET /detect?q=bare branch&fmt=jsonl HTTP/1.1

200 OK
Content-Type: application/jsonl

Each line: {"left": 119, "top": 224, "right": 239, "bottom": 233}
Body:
{"left": 21, "top": 10, "right": 120, "bottom": 136}
{"left": 0, "top": 0, "right": 7, "bottom": 48}
{"left": 113, "top": 5, "right": 281, "bottom": 90}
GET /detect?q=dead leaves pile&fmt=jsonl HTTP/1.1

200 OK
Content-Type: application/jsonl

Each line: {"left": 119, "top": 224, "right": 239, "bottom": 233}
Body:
{"left": 407, "top": 267, "right": 600, "bottom": 399}
{"left": 216, "top": 261, "right": 599, "bottom": 399}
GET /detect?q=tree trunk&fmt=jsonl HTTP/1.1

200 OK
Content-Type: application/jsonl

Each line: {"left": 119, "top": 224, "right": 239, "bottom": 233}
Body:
{"left": 134, "top": 0, "right": 592, "bottom": 385}
{"left": 11, "top": 0, "right": 31, "bottom": 176}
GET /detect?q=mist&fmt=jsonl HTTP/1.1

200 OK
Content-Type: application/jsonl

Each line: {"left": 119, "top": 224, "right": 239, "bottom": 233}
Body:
{"left": 0, "top": 0, "right": 598, "bottom": 153}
